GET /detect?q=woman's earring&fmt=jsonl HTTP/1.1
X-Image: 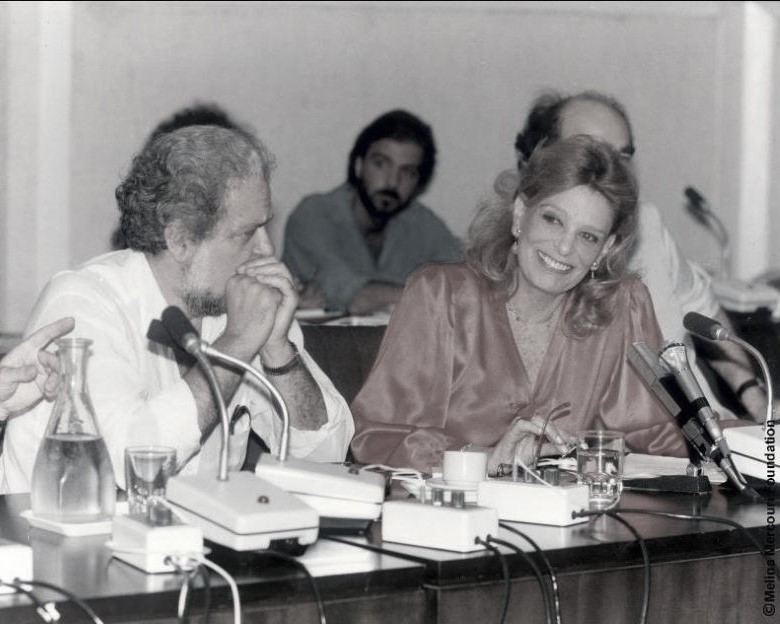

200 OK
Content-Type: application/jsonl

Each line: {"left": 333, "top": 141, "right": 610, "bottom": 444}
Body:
{"left": 590, "top": 261, "right": 599, "bottom": 280}
{"left": 512, "top": 228, "right": 521, "bottom": 253}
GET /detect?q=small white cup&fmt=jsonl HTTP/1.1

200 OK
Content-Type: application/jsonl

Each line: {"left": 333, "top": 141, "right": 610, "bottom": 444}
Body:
{"left": 442, "top": 449, "right": 488, "bottom": 486}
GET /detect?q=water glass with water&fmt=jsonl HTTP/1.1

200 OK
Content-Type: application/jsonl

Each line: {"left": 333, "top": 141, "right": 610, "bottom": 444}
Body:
{"left": 576, "top": 430, "right": 625, "bottom": 510}
{"left": 124, "top": 446, "right": 177, "bottom": 516}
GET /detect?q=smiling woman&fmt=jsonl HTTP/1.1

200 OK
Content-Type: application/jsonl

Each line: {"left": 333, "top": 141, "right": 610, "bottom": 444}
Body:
{"left": 509, "top": 135, "right": 638, "bottom": 337}
{"left": 350, "top": 135, "right": 689, "bottom": 475}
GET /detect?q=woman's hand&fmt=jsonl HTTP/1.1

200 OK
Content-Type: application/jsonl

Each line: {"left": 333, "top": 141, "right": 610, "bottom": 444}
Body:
{"left": 488, "top": 414, "right": 573, "bottom": 475}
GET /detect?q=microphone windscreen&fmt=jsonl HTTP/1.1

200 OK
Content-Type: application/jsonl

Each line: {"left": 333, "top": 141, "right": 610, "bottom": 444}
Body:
{"left": 146, "top": 319, "right": 176, "bottom": 347}
{"left": 684, "top": 186, "right": 705, "bottom": 206}
{"left": 147, "top": 317, "right": 196, "bottom": 368}
{"left": 683, "top": 312, "right": 724, "bottom": 341}
{"left": 161, "top": 306, "right": 198, "bottom": 349}
{"left": 147, "top": 318, "right": 175, "bottom": 348}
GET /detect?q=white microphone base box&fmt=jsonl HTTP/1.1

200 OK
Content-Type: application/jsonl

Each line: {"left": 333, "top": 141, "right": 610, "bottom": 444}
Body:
{"left": 0, "top": 539, "right": 33, "bottom": 592}
{"left": 724, "top": 425, "right": 774, "bottom": 480}
{"left": 295, "top": 493, "right": 382, "bottom": 521}
{"left": 381, "top": 500, "right": 497, "bottom": 552}
{"left": 255, "top": 455, "right": 386, "bottom": 520}
{"left": 111, "top": 514, "right": 203, "bottom": 573}
{"left": 478, "top": 478, "right": 590, "bottom": 526}
{"left": 166, "top": 471, "right": 319, "bottom": 551}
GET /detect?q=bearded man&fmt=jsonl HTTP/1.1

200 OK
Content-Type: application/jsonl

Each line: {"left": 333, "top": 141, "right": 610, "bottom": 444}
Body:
{"left": 0, "top": 125, "right": 353, "bottom": 493}
{"left": 282, "top": 109, "right": 463, "bottom": 314}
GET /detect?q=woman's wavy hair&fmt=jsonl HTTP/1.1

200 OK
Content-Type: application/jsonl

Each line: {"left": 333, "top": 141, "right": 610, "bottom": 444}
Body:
{"left": 467, "top": 135, "right": 638, "bottom": 337}
{"left": 115, "top": 125, "right": 276, "bottom": 254}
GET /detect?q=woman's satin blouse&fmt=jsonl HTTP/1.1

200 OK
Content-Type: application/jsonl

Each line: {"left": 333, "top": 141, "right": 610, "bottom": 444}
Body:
{"left": 350, "top": 263, "right": 687, "bottom": 472}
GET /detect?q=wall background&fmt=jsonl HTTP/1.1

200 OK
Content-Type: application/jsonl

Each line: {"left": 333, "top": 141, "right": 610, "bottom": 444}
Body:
{"left": 1, "top": 1, "right": 778, "bottom": 332}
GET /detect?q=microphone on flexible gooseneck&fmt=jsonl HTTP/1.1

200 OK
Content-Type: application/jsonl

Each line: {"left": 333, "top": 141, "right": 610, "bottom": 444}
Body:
{"left": 658, "top": 341, "right": 758, "bottom": 498}
{"left": 682, "top": 311, "right": 730, "bottom": 342}
{"left": 628, "top": 343, "right": 711, "bottom": 468}
{"left": 160, "top": 306, "right": 230, "bottom": 481}
{"left": 157, "top": 306, "right": 292, "bottom": 463}
{"left": 197, "top": 343, "right": 292, "bottom": 463}
{"left": 683, "top": 187, "right": 730, "bottom": 278}
{"left": 659, "top": 343, "right": 729, "bottom": 459}
{"left": 148, "top": 306, "right": 321, "bottom": 552}
{"left": 684, "top": 186, "right": 706, "bottom": 209}
{"left": 684, "top": 312, "right": 774, "bottom": 425}
{"left": 161, "top": 306, "right": 203, "bottom": 356}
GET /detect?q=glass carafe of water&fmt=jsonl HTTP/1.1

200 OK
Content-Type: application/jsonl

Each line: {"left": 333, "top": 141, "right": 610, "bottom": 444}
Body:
{"left": 31, "top": 338, "right": 115, "bottom": 522}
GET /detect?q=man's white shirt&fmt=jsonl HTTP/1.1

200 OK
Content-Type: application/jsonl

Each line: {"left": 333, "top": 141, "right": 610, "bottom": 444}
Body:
{"left": 0, "top": 250, "right": 354, "bottom": 493}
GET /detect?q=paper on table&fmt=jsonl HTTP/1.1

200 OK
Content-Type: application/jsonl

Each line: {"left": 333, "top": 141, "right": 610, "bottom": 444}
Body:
{"left": 324, "top": 311, "right": 391, "bottom": 326}
{"left": 293, "top": 308, "right": 347, "bottom": 323}
{"left": 624, "top": 453, "right": 726, "bottom": 484}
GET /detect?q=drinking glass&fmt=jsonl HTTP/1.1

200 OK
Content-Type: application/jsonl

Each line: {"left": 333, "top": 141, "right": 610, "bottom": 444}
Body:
{"left": 576, "top": 430, "right": 625, "bottom": 510}
{"left": 124, "top": 446, "right": 177, "bottom": 516}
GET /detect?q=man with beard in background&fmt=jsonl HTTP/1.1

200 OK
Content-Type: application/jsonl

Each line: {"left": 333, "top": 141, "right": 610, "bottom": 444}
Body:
{"left": 282, "top": 110, "right": 463, "bottom": 315}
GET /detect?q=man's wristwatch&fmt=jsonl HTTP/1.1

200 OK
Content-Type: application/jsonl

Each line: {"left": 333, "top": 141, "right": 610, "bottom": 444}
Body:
{"left": 735, "top": 377, "right": 765, "bottom": 400}
{"left": 261, "top": 341, "right": 302, "bottom": 376}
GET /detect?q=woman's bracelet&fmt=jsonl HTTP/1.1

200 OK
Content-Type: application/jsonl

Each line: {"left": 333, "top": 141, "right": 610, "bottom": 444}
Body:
{"left": 735, "top": 377, "right": 765, "bottom": 399}
{"left": 261, "top": 341, "right": 302, "bottom": 376}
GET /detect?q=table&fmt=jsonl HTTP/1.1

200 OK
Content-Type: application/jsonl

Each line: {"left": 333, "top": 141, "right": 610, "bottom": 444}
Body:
{"left": 0, "top": 493, "right": 428, "bottom": 624}
{"left": 350, "top": 485, "right": 776, "bottom": 624}
{"left": 0, "top": 484, "right": 776, "bottom": 624}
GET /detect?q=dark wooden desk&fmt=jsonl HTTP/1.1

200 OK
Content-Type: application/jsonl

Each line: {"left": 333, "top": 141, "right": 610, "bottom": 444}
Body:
{"left": 0, "top": 494, "right": 428, "bottom": 624}
{"left": 0, "top": 486, "right": 776, "bottom": 624}
{"left": 343, "top": 486, "right": 776, "bottom": 624}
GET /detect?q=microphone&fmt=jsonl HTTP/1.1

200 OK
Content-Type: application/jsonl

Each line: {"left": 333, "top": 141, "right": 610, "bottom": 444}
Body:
{"left": 150, "top": 305, "right": 320, "bottom": 551}
{"left": 684, "top": 312, "right": 777, "bottom": 483}
{"left": 161, "top": 306, "right": 203, "bottom": 357}
{"left": 659, "top": 342, "right": 730, "bottom": 459}
{"left": 684, "top": 311, "right": 773, "bottom": 425}
{"left": 195, "top": 342, "right": 291, "bottom": 463}
{"left": 153, "top": 306, "right": 385, "bottom": 543}
{"left": 629, "top": 343, "right": 712, "bottom": 469}
{"left": 628, "top": 343, "right": 683, "bottom": 418}
{"left": 160, "top": 306, "right": 230, "bottom": 480}
{"left": 156, "top": 306, "right": 292, "bottom": 461}
{"left": 683, "top": 187, "right": 730, "bottom": 278}
{"left": 683, "top": 311, "right": 730, "bottom": 342}
{"left": 684, "top": 186, "right": 706, "bottom": 208}
{"left": 659, "top": 342, "right": 757, "bottom": 496}
{"left": 160, "top": 305, "right": 292, "bottom": 462}
{"left": 147, "top": 318, "right": 196, "bottom": 369}
{"left": 201, "top": 340, "right": 386, "bottom": 528}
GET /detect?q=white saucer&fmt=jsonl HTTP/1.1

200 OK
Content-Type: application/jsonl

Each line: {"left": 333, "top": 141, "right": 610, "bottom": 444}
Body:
{"left": 21, "top": 502, "right": 128, "bottom": 536}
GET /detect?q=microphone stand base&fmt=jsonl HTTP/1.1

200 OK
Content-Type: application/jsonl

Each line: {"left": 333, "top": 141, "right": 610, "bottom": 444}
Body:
{"left": 166, "top": 471, "right": 319, "bottom": 551}
{"left": 255, "top": 455, "right": 386, "bottom": 521}
{"left": 622, "top": 475, "right": 712, "bottom": 495}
